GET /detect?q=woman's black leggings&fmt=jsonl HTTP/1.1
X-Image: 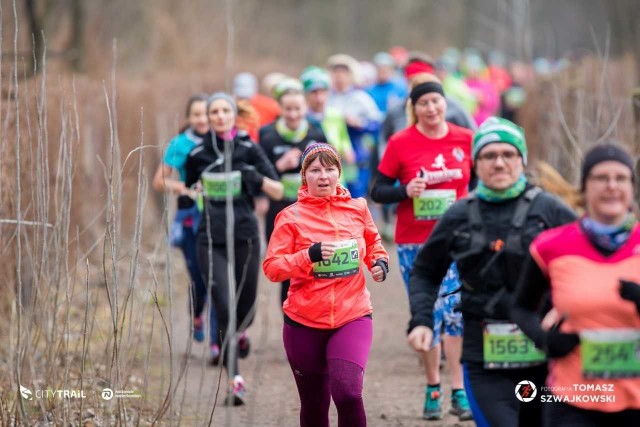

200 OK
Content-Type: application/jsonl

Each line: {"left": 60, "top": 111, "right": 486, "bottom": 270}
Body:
{"left": 196, "top": 236, "right": 260, "bottom": 376}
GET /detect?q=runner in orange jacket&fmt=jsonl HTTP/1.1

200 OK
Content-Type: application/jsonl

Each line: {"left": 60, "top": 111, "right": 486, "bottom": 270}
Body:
{"left": 263, "top": 142, "right": 388, "bottom": 427}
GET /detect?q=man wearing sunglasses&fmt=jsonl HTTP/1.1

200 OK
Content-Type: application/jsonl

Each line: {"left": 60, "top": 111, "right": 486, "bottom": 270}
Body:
{"left": 407, "top": 117, "right": 577, "bottom": 427}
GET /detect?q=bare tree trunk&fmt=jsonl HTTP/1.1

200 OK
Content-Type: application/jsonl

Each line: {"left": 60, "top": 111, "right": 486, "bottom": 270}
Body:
{"left": 24, "top": 0, "right": 44, "bottom": 74}
{"left": 69, "top": 0, "right": 84, "bottom": 72}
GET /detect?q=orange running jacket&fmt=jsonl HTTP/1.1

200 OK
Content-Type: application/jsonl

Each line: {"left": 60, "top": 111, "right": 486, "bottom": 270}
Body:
{"left": 263, "top": 184, "right": 388, "bottom": 329}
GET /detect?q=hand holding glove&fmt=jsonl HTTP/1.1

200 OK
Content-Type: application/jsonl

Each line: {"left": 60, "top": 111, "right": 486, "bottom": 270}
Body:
{"left": 619, "top": 279, "right": 640, "bottom": 314}
{"left": 371, "top": 259, "right": 388, "bottom": 282}
{"left": 541, "top": 317, "right": 580, "bottom": 358}
{"left": 308, "top": 242, "right": 337, "bottom": 263}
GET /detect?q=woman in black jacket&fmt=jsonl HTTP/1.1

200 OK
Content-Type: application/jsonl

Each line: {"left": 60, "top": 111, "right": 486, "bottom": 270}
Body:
{"left": 185, "top": 92, "right": 283, "bottom": 405}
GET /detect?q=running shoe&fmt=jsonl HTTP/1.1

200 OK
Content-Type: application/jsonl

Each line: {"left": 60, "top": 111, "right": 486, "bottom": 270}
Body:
{"left": 423, "top": 385, "right": 443, "bottom": 420}
{"left": 209, "top": 344, "right": 220, "bottom": 366}
{"left": 225, "top": 375, "right": 246, "bottom": 406}
{"left": 193, "top": 316, "right": 205, "bottom": 343}
{"left": 450, "top": 389, "right": 473, "bottom": 421}
{"left": 238, "top": 331, "right": 251, "bottom": 359}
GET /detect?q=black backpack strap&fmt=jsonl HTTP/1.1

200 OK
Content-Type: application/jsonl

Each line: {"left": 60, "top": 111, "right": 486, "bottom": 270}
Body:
{"left": 504, "top": 186, "right": 543, "bottom": 253}
{"left": 457, "top": 188, "right": 542, "bottom": 295}
{"left": 466, "top": 192, "right": 487, "bottom": 251}
{"left": 451, "top": 192, "right": 488, "bottom": 270}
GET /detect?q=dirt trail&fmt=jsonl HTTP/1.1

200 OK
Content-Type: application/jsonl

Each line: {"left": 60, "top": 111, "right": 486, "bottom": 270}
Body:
{"left": 169, "top": 244, "right": 475, "bottom": 427}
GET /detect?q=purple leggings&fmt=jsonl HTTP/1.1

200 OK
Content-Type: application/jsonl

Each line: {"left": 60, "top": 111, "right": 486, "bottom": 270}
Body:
{"left": 283, "top": 316, "right": 373, "bottom": 427}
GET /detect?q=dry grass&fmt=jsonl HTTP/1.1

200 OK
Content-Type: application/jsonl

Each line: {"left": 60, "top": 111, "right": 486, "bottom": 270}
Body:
{"left": 521, "top": 53, "right": 638, "bottom": 184}
{"left": 0, "top": 40, "right": 226, "bottom": 425}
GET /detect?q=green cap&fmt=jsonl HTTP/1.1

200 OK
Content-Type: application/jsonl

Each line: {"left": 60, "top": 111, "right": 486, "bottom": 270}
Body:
{"left": 472, "top": 117, "right": 527, "bottom": 165}
{"left": 300, "top": 66, "right": 330, "bottom": 93}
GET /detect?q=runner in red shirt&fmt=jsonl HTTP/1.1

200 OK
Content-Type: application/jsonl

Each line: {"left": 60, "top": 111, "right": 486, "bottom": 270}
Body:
{"left": 371, "top": 73, "right": 473, "bottom": 421}
{"left": 378, "top": 121, "right": 472, "bottom": 244}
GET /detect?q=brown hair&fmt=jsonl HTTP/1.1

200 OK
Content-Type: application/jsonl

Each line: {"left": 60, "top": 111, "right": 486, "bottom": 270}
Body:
{"left": 235, "top": 99, "right": 260, "bottom": 134}
{"left": 301, "top": 150, "right": 342, "bottom": 184}
{"left": 406, "top": 73, "right": 444, "bottom": 126}
{"left": 530, "top": 161, "right": 584, "bottom": 214}
{"left": 308, "top": 150, "right": 340, "bottom": 167}
{"left": 178, "top": 93, "right": 208, "bottom": 133}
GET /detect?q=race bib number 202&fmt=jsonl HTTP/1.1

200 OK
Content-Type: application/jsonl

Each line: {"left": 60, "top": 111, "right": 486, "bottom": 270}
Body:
{"left": 413, "top": 189, "right": 456, "bottom": 221}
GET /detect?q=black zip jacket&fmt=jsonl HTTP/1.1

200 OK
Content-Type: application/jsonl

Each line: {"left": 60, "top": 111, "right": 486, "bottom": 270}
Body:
{"left": 408, "top": 185, "right": 577, "bottom": 362}
{"left": 185, "top": 131, "right": 278, "bottom": 244}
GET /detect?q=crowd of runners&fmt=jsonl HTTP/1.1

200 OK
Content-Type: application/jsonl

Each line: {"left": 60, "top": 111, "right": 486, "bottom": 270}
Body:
{"left": 152, "top": 46, "right": 640, "bottom": 426}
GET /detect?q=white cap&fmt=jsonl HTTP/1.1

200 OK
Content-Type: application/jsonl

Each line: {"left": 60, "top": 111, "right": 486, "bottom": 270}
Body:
{"left": 233, "top": 72, "right": 258, "bottom": 99}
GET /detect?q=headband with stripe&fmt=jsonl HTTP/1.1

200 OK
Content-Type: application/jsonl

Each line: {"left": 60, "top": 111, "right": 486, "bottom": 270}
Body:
{"left": 300, "top": 142, "right": 342, "bottom": 184}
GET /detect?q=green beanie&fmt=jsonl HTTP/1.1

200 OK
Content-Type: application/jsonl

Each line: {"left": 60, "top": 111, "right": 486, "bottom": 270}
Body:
{"left": 300, "top": 66, "right": 330, "bottom": 93}
{"left": 472, "top": 117, "right": 527, "bottom": 165}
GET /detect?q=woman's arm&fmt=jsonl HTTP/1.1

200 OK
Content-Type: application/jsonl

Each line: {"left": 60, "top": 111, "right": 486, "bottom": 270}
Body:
{"left": 261, "top": 177, "right": 284, "bottom": 201}
{"left": 362, "top": 199, "right": 388, "bottom": 268}
{"left": 263, "top": 217, "right": 313, "bottom": 282}
{"left": 370, "top": 171, "right": 408, "bottom": 204}
{"left": 250, "top": 143, "right": 284, "bottom": 200}
{"left": 511, "top": 251, "right": 579, "bottom": 357}
{"left": 152, "top": 163, "right": 188, "bottom": 195}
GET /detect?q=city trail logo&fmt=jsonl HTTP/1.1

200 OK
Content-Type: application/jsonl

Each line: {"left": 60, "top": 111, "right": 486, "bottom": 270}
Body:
{"left": 20, "top": 385, "right": 86, "bottom": 399}
{"left": 20, "top": 385, "right": 33, "bottom": 401}
{"left": 515, "top": 380, "right": 537, "bottom": 403}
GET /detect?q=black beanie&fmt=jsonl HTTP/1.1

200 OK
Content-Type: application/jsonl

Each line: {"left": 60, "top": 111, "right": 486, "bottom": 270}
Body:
{"left": 581, "top": 143, "right": 635, "bottom": 191}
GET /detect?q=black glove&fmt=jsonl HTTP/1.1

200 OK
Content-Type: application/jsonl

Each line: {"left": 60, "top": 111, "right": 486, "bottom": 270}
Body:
{"left": 373, "top": 259, "right": 389, "bottom": 281}
{"left": 620, "top": 279, "right": 640, "bottom": 314}
{"left": 237, "top": 163, "right": 264, "bottom": 194}
{"left": 542, "top": 318, "right": 580, "bottom": 358}
{"left": 308, "top": 242, "right": 323, "bottom": 263}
